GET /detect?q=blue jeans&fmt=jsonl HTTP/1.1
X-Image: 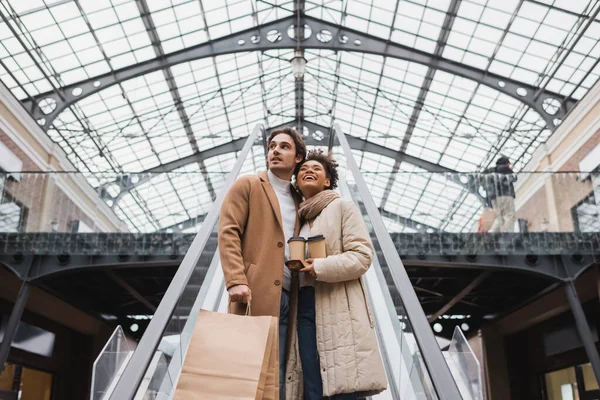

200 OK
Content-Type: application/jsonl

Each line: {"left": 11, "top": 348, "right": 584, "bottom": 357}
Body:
{"left": 279, "top": 289, "right": 290, "bottom": 400}
{"left": 298, "top": 287, "right": 322, "bottom": 400}
{"left": 298, "top": 287, "right": 358, "bottom": 400}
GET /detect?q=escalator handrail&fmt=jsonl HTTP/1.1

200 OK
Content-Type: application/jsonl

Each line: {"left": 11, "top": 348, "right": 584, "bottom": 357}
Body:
{"left": 333, "top": 123, "right": 463, "bottom": 399}
{"left": 108, "top": 123, "right": 265, "bottom": 400}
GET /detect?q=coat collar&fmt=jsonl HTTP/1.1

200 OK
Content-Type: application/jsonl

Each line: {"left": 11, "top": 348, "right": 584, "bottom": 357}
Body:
{"left": 259, "top": 170, "right": 283, "bottom": 230}
{"left": 259, "top": 171, "right": 302, "bottom": 235}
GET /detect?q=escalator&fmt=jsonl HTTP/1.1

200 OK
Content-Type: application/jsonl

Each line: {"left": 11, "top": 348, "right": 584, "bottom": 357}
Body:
{"left": 99, "top": 123, "right": 475, "bottom": 399}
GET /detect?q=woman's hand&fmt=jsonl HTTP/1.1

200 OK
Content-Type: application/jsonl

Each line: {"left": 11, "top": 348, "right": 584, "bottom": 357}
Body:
{"left": 300, "top": 259, "right": 317, "bottom": 279}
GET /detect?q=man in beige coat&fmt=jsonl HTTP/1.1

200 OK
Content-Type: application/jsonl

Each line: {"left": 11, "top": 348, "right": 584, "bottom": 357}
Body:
{"left": 218, "top": 126, "right": 306, "bottom": 399}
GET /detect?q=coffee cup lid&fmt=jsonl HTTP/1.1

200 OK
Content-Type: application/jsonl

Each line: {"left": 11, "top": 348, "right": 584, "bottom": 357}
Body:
{"left": 307, "top": 234, "right": 325, "bottom": 242}
{"left": 288, "top": 236, "right": 306, "bottom": 243}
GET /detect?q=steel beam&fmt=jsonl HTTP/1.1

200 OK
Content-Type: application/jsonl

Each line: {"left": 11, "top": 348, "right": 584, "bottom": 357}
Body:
{"left": 378, "top": 207, "right": 439, "bottom": 233}
{"left": 98, "top": 138, "right": 246, "bottom": 203}
{"left": 23, "top": 16, "right": 575, "bottom": 131}
{"left": 136, "top": 0, "right": 216, "bottom": 203}
{"left": 1, "top": 234, "right": 594, "bottom": 282}
{"left": 427, "top": 270, "right": 491, "bottom": 323}
{"left": 380, "top": 0, "right": 461, "bottom": 211}
{"left": 101, "top": 120, "right": 476, "bottom": 203}
{"left": 565, "top": 280, "right": 600, "bottom": 387}
{"left": 105, "top": 268, "right": 157, "bottom": 312}
{"left": 399, "top": 254, "right": 568, "bottom": 281}
{"left": 294, "top": 0, "right": 306, "bottom": 133}
{"left": 0, "top": 281, "right": 31, "bottom": 368}
{"left": 273, "top": 120, "right": 457, "bottom": 171}
{"left": 155, "top": 201, "right": 436, "bottom": 236}
{"left": 158, "top": 214, "right": 207, "bottom": 232}
{"left": 414, "top": 286, "right": 484, "bottom": 309}
{"left": 350, "top": 188, "right": 440, "bottom": 232}
{"left": 289, "top": 120, "right": 484, "bottom": 202}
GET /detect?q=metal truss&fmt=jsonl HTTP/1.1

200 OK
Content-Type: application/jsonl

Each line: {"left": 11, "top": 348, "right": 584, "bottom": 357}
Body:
{"left": 379, "top": 0, "right": 460, "bottom": 211}
{"left": 152, "top": 199, "right": 435, "bottom": 235}
{"left": 22, "top": 15, "right": 576, "bottom": 132}
{"left": 99, "top": 119, "right": 482, "bottom": 206}
{"left": 1, "top": 232, "right": 596, "bottom": 281}
{"left": 98, "top": 137, "right": 247, "bottom": 204}
{"left": 158, "top": 214, "right": 207, "bottom": 233}
{"left": 135, "top": 0, "right": 216, "bottom": 205}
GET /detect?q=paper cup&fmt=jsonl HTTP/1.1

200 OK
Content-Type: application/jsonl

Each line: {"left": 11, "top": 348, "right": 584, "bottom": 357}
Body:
{"left": 307, "top": 235, "right": 326, "bottom": 259}
{"left": 288, "top": 237, "right": 306, "bottom": 261}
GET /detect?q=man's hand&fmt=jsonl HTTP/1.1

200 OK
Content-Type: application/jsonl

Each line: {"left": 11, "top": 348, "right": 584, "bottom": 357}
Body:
{"left": 300, "top": 259, "right": 317, "bottom": 279}
{"left": 228, "top": 284, "right": 252, "bottom": 303}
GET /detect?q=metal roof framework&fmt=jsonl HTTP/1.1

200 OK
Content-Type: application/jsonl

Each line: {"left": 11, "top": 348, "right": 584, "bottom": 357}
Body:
{"left": 1, "top": 0, "right": 599, "bottom": 233}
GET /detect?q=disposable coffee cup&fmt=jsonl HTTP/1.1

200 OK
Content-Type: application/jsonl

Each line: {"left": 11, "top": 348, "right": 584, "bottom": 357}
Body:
{"left": 288, "top": 237, "right": 306, "bottom": 261}
{"left": 307, "top": 235, "right": 326, "bottom": 259}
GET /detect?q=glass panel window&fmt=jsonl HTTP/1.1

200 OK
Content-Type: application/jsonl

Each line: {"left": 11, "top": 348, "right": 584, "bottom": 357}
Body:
{"left": 0, "top": 175, "right": 27, "bottom": 232}
{"left": 571, "top": 192, "right": 600, "bottom": 233}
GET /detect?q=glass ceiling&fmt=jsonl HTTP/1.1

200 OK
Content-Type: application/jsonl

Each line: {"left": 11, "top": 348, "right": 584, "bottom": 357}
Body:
{"left": 0, "top": 0, "right": 599, "bottom": 232}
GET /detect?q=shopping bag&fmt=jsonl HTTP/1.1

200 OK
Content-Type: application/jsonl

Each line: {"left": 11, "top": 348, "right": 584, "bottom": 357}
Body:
{"left": 478, "top": 208, "right": 496, "bottom": 232}
{"left": 256, "top": 315, "right": 278, "bottom": 400}
{"left": 173, "top": 307, "right": 279, "bottom": 400}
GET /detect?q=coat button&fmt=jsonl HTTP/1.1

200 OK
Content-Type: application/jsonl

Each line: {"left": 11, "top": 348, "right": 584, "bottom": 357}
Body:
{"left": 274, "top": 280, "right": 281, "bottom": 286}
{"left": 277, "top": 241, "right": 283, "bottom": 248}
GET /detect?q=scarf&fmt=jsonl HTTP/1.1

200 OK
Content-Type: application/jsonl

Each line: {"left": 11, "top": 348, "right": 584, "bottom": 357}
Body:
{"left": 298, "top": 190, "right": 340, "bottom": 221}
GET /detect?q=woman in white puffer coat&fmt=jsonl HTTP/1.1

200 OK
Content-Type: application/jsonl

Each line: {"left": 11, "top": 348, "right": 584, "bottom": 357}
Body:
{"left": 284, "top": 149, "right": 387, "bottom": 400}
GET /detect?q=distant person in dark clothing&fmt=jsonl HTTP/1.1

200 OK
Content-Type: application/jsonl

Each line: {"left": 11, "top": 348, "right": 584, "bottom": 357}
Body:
{"left": 488, "top": 156, "right": 517, "bottom": 232}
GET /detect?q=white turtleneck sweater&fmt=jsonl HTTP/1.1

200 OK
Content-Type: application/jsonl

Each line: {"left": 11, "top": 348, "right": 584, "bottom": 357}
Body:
{"left": 268, "top": 170, "right": 296, "bottom": 291}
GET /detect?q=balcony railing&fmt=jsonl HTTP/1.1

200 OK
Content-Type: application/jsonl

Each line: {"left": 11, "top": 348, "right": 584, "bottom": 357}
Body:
{"left": 1, "top": 170, "right": 598, "bottom": 257}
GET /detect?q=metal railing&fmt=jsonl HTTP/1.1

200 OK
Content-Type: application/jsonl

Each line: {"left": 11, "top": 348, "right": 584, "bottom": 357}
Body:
{"left": 2, "top": 170, "right": 597, "bottom": 236}
{"left": 333, "top": 123, "right": 463, "bottom": 399}
{"left": 106, "top": 123, "right": 264, "bottom": 400}
{"left": 0, "top": 151, "right": 267, "bottom": 235}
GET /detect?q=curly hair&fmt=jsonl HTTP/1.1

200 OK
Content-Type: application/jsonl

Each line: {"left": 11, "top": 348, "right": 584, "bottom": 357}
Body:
{"left": 296, "top": 149, "right": 339, "bottom": 190}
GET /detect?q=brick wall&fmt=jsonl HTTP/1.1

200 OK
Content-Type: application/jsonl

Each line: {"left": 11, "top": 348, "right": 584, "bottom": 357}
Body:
{"left": 516, "top": 129, "right": 599, "bottom": 232}
{"left": 558, "top": 128, "right": 600, "bottom": 172}
{"left": 516, "top": 186, "right": 549, "bottom": 232}
{"left": 552, "top": 173, "right": 594, "bottom": 232}
{"left": 0, "top": 128, "right": 41, "bottom": 172}
{"left": 554, "top": 129, "right": 600, "bottom": 231}
{"left": 1, "top": 130, "right": 96, "bottom": 232}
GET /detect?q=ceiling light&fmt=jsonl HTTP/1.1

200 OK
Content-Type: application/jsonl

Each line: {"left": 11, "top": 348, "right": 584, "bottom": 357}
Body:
{"left": 290, "top": 49, "right": 307, "bottom": 80}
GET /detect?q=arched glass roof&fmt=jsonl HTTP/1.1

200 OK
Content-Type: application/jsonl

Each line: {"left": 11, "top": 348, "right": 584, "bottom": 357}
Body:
{"left": 0, "top": 0, "right": 599, "bottom": 232}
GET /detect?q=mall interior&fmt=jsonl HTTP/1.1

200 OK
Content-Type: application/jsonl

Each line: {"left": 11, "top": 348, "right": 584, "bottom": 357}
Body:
{"left": 0, "top": 0, "right": 599, "bottom": 399}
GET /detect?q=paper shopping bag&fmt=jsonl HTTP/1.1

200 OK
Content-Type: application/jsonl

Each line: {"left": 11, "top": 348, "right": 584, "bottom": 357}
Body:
{"left": 256, "top": 315, "right": 279, "bottom": 400}
{"left": 173, "top": 309, "right": 279, "bottom": 400}
{"left": 478, "top": 208, "right": 496, "bottom": 232}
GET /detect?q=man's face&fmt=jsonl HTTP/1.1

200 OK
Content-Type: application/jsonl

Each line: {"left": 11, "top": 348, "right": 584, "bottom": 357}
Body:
{"left": 268, "top": 133, "right": 302, "bottom": 177}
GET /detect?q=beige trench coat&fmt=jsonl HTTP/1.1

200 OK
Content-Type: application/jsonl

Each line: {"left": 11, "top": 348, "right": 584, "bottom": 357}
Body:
{"left": 285, "top": 198, "right": 387, "bottom": 399}
{"left": 218, "top": 171, "right": 301, "bottom": 317}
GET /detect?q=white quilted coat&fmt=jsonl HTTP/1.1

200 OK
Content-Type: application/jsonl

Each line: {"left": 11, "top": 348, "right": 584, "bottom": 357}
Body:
{"left": 285, "top": 198, "right": 387, "bottom": 399}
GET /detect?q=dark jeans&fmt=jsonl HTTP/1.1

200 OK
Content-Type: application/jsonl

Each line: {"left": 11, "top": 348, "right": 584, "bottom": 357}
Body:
{"left": 279, "top": 289, "right": 290, "bottom": 400}
{"left": 298, "top": 287, "right": 358, "bottom": 400}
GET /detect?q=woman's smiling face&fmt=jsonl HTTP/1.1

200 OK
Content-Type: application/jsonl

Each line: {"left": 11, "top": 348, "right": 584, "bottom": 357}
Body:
{"left": 297, "top": 160, "right": 331, "bottom": 196}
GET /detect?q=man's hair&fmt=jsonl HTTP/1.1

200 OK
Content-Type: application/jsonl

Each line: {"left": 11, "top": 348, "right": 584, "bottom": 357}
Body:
{"left": 296, "top": 149, "right": 339, "bottom": 190}
{"left": 267, "top": 126, "right": 307, "bottom": 163}
{"left": 496, "top": 156, "right": 510, "bottom": 166}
